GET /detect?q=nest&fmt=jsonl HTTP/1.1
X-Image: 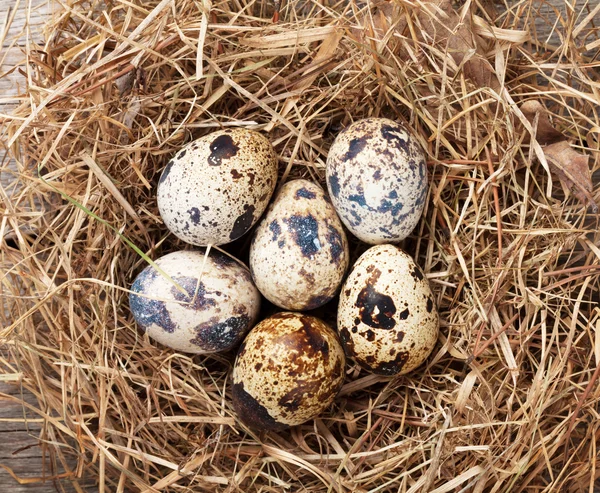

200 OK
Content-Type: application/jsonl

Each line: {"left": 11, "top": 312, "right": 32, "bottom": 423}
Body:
{"left": 1, "top": 0, "right": 600, "bottom": 491}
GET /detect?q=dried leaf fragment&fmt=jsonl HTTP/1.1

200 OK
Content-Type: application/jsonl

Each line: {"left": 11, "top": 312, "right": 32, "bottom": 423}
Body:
{"left": 522, "top": 101, "right": 597, "bottom": 211}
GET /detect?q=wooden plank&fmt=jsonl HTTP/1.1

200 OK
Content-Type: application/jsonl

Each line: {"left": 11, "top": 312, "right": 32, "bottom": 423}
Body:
{"left": 0, "top": 381, "right": 97, "bottom": 492}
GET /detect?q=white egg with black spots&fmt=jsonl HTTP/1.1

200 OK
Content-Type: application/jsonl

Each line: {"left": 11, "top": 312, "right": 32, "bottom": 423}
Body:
{"left": 157, "top": 128, "right": 278, "bottom": 246}
{"left": 249, "top": 179, "right": 349, "bottom": 311}
{"left": 326, "top": 118, "right": 428, "bottom": 244}
{"left": 337, "top": 244, "right": 439, "bottom": 375}
{"left": 232, "top": 312, "right": 346, "bottom": 431}
{"left": 129, "top": 250, "right": 260, "bottom": 354}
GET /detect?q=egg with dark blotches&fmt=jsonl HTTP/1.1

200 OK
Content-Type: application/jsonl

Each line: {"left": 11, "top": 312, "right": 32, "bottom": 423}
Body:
{"left": 249, "top": 179, "right": 349, "bottom": 311}
{"left": 129, "top": 250, "right": 260, "bottom": 354}
{"left": 326, "top": 118, "right": 428, "bottom": 244}
{"left": 337, "top": 244, "right": 439, "bottom": 375}
{"left": 157, "top": 128, "right": 278, "bottom": 246}
{"left": 232, "top": 312, "right": 346, "bottom": 431}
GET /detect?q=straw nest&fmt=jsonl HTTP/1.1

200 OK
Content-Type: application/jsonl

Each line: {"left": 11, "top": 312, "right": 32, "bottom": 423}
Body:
{"left": 1, "top": 0, "right": 600, "bottom": 491}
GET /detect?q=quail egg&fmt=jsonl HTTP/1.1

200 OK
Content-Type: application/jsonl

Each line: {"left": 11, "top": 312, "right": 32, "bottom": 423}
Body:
{"left": 249, "top": 179, "right": 349, "bottom": 311}
{"left": 337, "top": 244, "right": 438, "bottom": 375}
{"left": 129, "top": 250, "right": 260, "bottom": 353}
{"left": 326, "top": 117, "right": 428, "bottom": 244}
{"left": 232, "top": 312, "right": 346, "bottom": 431}
{"left": 157, "top": 128, "right": 278, "bottom": 246}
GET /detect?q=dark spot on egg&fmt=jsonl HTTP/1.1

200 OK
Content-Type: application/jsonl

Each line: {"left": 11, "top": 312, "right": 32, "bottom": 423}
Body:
{"left": 377, "top": 199, "right": 404, "bottom": 216}
{"left": 411, "top": 266, "right": 425, "bottom": 281}
{"left": 373, "top": 169, "right": 382, "bottom": 180}
{"left": 356, "top": 282, "right": 397, "bottom": 330}
{"left": 283, "top": 214, "right": 321, "bottom": 258}
{"left": 187, "top": 207, "right": 201, "bottom": 225}
{"left": 212, "top": 251, "right": 236, "bottom": 268}
{"left": 396, "top": 331, "right": 405, "bottom": 343}
{"left": 298, "top": 267, "right": 315, "bottom": 284}
{"left": 369, "top": 351, "right": 410, "bottom": 375}
{"left": 427, "top": 297, "right": 434, "bottom": 313}
{"left": 364, "top": 329, "right": 375, "bottom": 341}
{"left": 380, "top": 123, "right": 411, "bottom": 155}
{"left": 328, "top": 172, "right": 341, "bottom": 198}
{"left": 326, "top": 224, "right": 344, "bottom": 265}
{"left": 232, "top": 381, "right": 286, "bottom": 431}
{"left": 351, "top": 326, "right": 358, "bottom": 333}
{"left": 295, "top": 187, "right": 317, "bottom": 200}
{"left": 208, "top": 134, "right": 239, "bottom": 166}
{"left": 190, "top": 314, "right": 250, "bottom": 351}
{"left": 343, "top": 136, "right": 368, "bottom": 161}
{"left": 379, "top": 226, "right": 394, "bottom": 238}
{"left": 269, "top": 220, "right": 281, "bottom": 241}
{"left": 158, "top": 160, "right": 174, "bottom": 184}
{"left": 348, "top": 193, "right": 368, "bottom": 208}
{"left": 349, "top": 210, "right": 363, "bottom": 226}
{"left": 398, "top": 308, "right": 410, "bottom": 320}
{"left": 278, "top": 240, "right": 285, "bottom": 249}
{"left": 354, "top": 317, "right": 360, "bottom": 325}
{"left": 388, "top": 190, "right": 398, "bottom": 199}
{"left": 255, "top": 363, "right": 262, "bottom": 371}
{"left": 177, "top": 149, "right": 187, "bottom": 160}
{"left": 231, "top": 169, "right": 243, "bottom": 179}
{"left": 170, "top": 277, "right": 217, "bottom": 311}
{"left": 130, "top": 272, "right": 178, "bottom": 333}
{"left": 230, "top": 204, "right": 256, "bottom": 241}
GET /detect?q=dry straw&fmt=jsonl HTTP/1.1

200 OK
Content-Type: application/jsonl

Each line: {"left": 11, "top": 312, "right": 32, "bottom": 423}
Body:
{"left": 1, "top": 0, "right": 600, "bottom": 491}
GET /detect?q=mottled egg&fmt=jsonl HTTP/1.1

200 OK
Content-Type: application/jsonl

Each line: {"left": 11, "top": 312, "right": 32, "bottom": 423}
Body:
{"left": 249, "top": 179, "right": 349, "bottom": 311}
{"left": 326, "top": 118, "right": 428, "bottom": 244}
{"left": 337, "top": 245, "right": 438, "bottom": 375}
{"left": 157, "top": 128, "right": 278, "bottom": 246}
{"left": 232, "top": 312, "right": 346, "bottom": 431}
{"left": 129, "top": 250, "right": 260, "bottom": 353}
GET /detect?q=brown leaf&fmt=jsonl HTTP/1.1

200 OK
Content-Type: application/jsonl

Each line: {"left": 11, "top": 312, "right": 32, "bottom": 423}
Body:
{"left": 520, "top": 100, "right": 565, "bottom": 145}
{"left": 415, "top": 0, "right": 501, "bottom": 91}
{"left": 543, "top": 141, "right": 596, "bottom": 211}
{"left": 521, "top": 101, "right": 597, "bottom": 211}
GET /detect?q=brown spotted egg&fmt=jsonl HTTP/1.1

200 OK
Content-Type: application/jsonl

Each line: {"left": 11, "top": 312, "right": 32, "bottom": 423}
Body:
{"left": 337, "top": 245, "right": 438, "bottom": 375}
{"left": 129, "top": 250, "right": 260, "bottom": 353}
{"left": 249, "top": 179, "right": 349, "bottom": 311}
{"left": 232, "top": 312, "right": 346, "bottom": 431}
{"left": 157, "top": 128, "right": 278, "bottom": 246}
{"left": 326, "top": 118, "right": 428, "bottom": 244}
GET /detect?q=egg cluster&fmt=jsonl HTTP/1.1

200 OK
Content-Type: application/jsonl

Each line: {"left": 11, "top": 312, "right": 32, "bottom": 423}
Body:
{"left": 129, "top": 119, "right": 439, "bottom": 432}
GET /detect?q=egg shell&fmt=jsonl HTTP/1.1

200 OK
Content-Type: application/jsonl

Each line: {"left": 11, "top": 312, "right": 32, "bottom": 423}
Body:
{"left": 232, "top": 312, "right": 346, "bottom": 431}
{"left": 129, "top": 250, "right": 260, "bottom": 354}
{"left": 249, "top": 179, "right": 349, "bottom": 311}
{"left": 337, "top": 245, "right": 439, "bottom": 375}
{"left": 326, "top": 118, "right": 428, "bottom": 244}
{"left": 157, "top": 128, "right": 278, "bottom": 246}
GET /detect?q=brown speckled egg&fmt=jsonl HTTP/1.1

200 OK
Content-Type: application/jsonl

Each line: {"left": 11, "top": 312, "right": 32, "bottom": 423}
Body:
{"left": 232, "top": 312, "right": 346, "bottom": 431}
{"left": 157, "top": 128, "right": 278, "bottom": 246}
{"left": 129, "top": 250, "right": 260, "bottom": 353}
{"left": 249, "top": 179, "right": 349, "bottom": 311}
{"left": 326, "top": 118, "right": 428, "bottom": 244}
{"left": 337, "top": 245, "right": 438, "bottom": 375}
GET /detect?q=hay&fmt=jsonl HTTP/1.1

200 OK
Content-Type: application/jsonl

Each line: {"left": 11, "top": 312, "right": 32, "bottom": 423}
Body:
{"left": 1, "top": 0, "right": 600, "bottom": 491}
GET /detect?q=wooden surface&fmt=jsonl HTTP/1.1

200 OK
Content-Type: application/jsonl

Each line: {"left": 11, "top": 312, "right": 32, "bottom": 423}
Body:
{"left": 1, "top": 0, "right": 599, "bottom": 492}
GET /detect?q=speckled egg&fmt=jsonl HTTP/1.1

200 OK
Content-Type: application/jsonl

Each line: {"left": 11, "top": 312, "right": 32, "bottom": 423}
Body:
{"left": 157, "top": 128, "right": 278, "bottom": 246}
{"left": 326, "top": 118, "right": 428, "bottom": 244}
{"left": 129, "top": 250, "right": 260, "bottom": 354}
{"left": 249, "top": 179, "right": 349, "bottom": 311}
{"left": 232, "top": 312, "right": 346, "bottom": 431}
{"left": 337, "top": 245, "right": 438, "bottom": 375}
